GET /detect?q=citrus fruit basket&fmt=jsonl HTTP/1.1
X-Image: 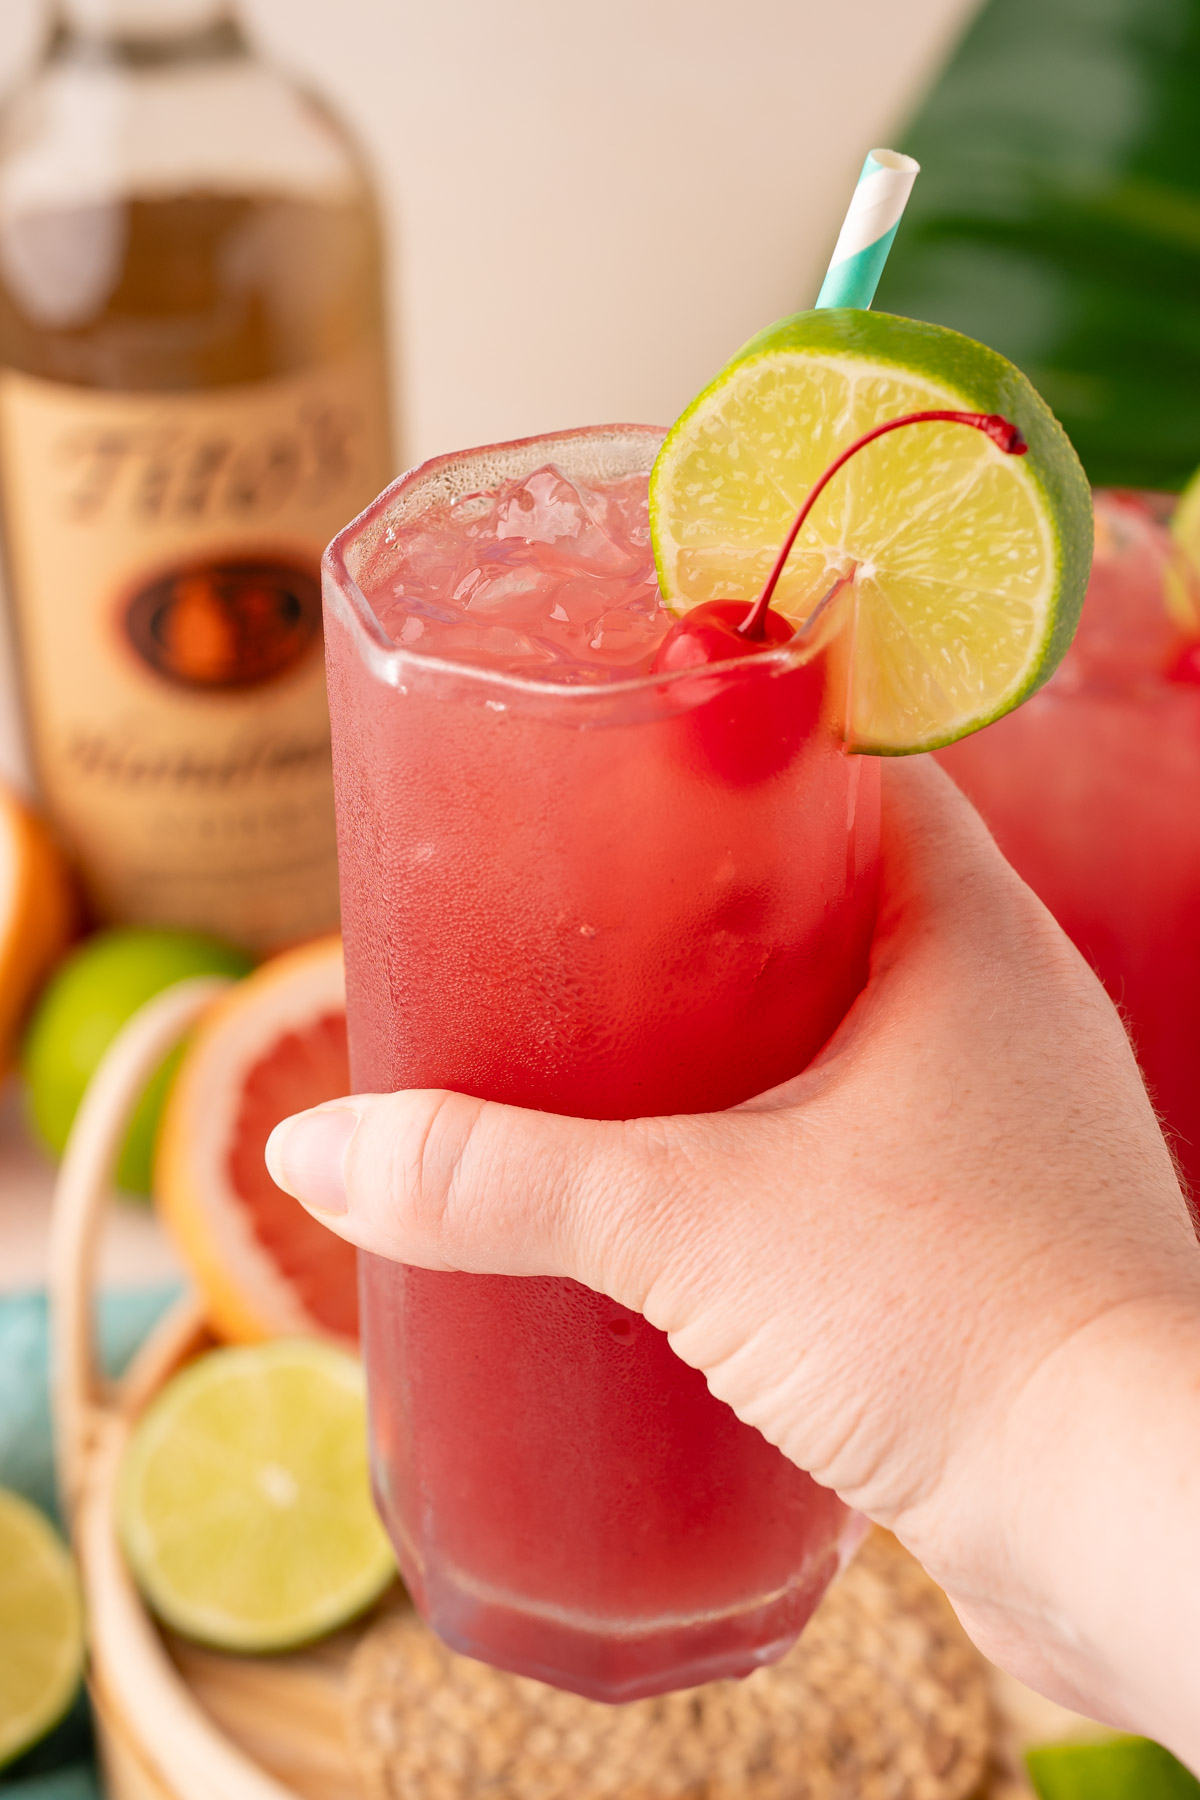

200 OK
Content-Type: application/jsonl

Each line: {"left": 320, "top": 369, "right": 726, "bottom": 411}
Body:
{"left": 45, "top": 976, "right": 1094, "bottom": 1800}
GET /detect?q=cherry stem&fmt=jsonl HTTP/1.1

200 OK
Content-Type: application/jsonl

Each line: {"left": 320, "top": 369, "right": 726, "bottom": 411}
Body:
{"left": 738, "top": 410, "right": 1028, "bottom": 641}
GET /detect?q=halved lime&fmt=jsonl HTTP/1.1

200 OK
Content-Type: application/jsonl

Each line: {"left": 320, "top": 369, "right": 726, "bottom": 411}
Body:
{"left": 117, "top": 1341, "right": 394, "bottom": 1652}
{"left": 0, "top": 1489, "right": 84, "bottom": 1770}
{"left": 1027, "top": 1736, "right": 1200, "bottom": 1799}
{"left": 650, "top": 308, "right": 1092, "bottom": 753}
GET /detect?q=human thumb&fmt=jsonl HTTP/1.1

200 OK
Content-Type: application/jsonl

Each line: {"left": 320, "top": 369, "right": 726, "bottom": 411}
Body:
{"left": 265, "top": 1087, "right": 685, "bottom": 1302}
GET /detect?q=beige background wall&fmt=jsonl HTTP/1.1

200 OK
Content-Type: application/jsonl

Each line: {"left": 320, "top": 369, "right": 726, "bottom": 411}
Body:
{"left": 0, "top": 0, "right": 980, "bottom": 786}
{"left": 1, "top": 0, "right": 980, "bottom": 459}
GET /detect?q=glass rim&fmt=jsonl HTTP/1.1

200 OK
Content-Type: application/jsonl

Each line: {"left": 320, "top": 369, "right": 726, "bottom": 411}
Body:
{"left": 321, "top": 422, "right": 822, "bottom": 703}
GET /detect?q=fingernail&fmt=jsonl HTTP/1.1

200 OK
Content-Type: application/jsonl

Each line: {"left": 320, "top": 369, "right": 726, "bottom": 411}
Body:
{"left": 265, "top": 1107, "right": 359, "bottom": 1215}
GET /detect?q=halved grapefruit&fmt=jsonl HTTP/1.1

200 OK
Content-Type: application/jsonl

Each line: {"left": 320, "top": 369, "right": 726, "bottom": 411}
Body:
{"left": 155, "top": 935, "right": 359, "bottom": 1346}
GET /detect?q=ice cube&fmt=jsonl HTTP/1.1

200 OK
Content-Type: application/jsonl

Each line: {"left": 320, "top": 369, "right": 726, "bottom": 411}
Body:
{"left": 492, "top": 466, "right": 640, "bottom": 575}
{"left": 361, "top": 464, "right": 667, "bottom": 680}
{"left": 448, "top": 489, "right": 498, "bottom": 528}
{"left": 586, "top": 601, "right": 665, "bottom": 666}
{"left": 595, "top": 472, "right": 655, "bottom": 550}
{"left": 374, "top": 587, "right": 464, "bottom": 643}
{"left": 464, "top": 568, "right": 544, "bottom": 612}
{"left": 494, "top": 467, "right": 588, "bottom": 544}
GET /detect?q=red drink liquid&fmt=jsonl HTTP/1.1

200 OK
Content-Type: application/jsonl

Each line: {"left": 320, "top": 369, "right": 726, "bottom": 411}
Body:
{"left": 323, "top": 426, "right": 879, "bottom": 1700}
{"left": 939, "top": 491, "right": 1200, "bottom": 1198}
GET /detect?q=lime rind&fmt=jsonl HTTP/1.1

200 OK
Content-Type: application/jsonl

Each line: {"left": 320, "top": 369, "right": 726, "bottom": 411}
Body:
{"left": 20, "top": 927, "right": 253, "bottom": 1195}
{"left": 1026, "top": 1734, "right": 1200, "bottom": 1799}
{"left": 650, "top": 309, "right": 1092, "bottom": 755}
{"left": 0, "top": 1489, "right": 85, "bottom": 1770}
{"left": 117, "top": 1340, "right": 395, "bottom": 1654}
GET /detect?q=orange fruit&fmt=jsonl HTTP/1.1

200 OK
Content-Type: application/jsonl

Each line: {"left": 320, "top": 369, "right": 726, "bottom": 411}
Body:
{"left": 154, "top": 935, "right": 358, "bottom": 1347}
{"left": 0, "top": 785, "right": 76, "bottom": 1073}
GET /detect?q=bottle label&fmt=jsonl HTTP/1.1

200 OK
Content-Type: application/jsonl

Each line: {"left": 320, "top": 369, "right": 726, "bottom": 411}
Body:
{"left": 0, "top": 354, "right": 391, "bottom": 948}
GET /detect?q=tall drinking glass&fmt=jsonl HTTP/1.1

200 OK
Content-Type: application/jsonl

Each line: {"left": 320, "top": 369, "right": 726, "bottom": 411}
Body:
{"left": 322, "top": 425, "right": 880, "bottom": 1702}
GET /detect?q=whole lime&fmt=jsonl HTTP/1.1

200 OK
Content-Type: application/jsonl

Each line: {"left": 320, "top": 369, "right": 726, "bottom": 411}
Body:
{"left": 21, "top": 928, "right": 253, "bottom": 1195}
{"left": 1027, "top": 1737, "right": 1200, "bottom": 1800}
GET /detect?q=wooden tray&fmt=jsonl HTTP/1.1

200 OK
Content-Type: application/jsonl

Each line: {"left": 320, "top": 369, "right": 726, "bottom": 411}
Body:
{"left": 47, "top": 981, "right": 1089, "bottom": 1800}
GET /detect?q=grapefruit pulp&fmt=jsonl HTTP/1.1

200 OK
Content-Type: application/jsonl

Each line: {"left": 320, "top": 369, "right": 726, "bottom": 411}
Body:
{"left": 155, "top": 935, "right": 358, "bottom": 1345}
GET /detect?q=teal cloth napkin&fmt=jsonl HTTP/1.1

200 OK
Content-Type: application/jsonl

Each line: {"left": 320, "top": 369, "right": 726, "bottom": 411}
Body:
{"left": 0, "top": 1697, "right": 98, "bottom": 1800}
{"left": 0, "top": 1287, "right": 179, "bottom": 1525}
{"left": 3, "top": 1763, "right": 102, "bottom": 1800}
{"left": 0, "top": 1286, "right": 178, "bottom": 1797}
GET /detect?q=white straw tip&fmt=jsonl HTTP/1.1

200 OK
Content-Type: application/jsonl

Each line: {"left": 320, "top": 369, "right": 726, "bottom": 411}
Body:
{"left": 866, "top": 148, "right": 920, "bottom": 175}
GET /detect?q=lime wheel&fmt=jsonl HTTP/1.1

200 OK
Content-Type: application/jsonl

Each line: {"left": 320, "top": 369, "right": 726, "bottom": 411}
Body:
{"left": 650, "top": 308, "right": 1092, "bottom": 753}
{"left": 0, "top": 1489, "right": 84, "bottom": 1769}
{"left": 118, "top": 1342, "right": 393, "bottom": 1652}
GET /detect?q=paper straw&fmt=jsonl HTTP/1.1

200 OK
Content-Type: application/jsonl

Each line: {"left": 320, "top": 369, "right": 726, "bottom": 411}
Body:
{"left": 815, "top": 148, "right": 920, "bottom": 310}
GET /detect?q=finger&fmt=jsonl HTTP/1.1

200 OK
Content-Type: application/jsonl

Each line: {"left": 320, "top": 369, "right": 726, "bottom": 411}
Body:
{"left": 868, "top": 758, "right": 1147, "bottom": 1078}
{"left": 738, "top": 755, "right": 1053, "bottom": 1113}
{"left": 265, "top": 1085, "right": 843, "bottom": 1467}
{"left": 874, "top": 755, "right": 1066, "bottom": 974}
{"left": 744, "top": 754, "right": 1124, "bottom": 1115}
{"left": 266, "top": 1088, "right": 709, "bottom": 1306}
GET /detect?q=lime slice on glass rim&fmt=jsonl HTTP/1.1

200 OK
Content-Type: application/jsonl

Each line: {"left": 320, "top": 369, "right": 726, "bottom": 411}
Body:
{"left": 649, "top": 308, "right": 1093, "bottom": 754}
{"left": 117, "top": 1340, "right": 394, "bottom": 1653}
{"left": 0, "top": 1488, "right": 84, "bottom": 1769}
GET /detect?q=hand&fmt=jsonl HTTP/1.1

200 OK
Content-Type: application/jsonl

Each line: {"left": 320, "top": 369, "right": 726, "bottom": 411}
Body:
{"left": 268, "top": 760, "right": 1200, "bottom": 1766}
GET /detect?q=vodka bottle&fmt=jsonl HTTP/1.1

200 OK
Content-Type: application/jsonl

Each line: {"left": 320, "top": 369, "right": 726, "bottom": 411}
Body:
{"left": 0, "top": 0, "right": 393, "bottom": 947}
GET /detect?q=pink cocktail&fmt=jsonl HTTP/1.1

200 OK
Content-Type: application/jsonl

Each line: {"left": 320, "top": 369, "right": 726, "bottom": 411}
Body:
{"left": 322, "top": 426, "right": 879, "bottom": 1701}
{"left": 939, "top": 491, "right": 1200, "bottom": 1197}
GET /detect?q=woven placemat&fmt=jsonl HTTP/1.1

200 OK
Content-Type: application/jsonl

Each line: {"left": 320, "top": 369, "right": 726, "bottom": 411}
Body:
{"left": 346, "top": 1531, "right": 990, "bottom": 1800}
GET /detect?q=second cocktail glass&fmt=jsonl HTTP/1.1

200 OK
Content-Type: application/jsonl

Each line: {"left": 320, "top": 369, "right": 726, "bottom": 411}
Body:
{"left": 322, "top": 425, "right": 880, "bottom": 1702}
{"left": 938, "top": 491, "right": 1200, "bottom": 1199}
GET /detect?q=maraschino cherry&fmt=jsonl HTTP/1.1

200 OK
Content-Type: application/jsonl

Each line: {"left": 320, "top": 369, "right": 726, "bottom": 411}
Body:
{"left": 1168, "top": 639, "right": 1200, "bottom": 685}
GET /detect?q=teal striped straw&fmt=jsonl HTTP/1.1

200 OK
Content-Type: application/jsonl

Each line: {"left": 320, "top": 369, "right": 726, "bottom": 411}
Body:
{"left": 815, "top": 148, "right": 920, "bottom": 310}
